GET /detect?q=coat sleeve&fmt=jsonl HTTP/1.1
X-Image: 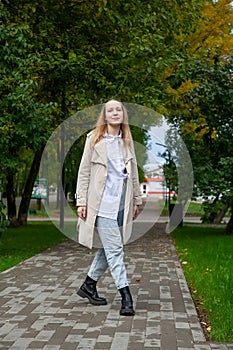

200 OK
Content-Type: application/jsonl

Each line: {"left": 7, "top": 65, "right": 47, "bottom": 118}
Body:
{"left": 75, "top": 133, "right": 93, "bottom": 206}
{"left": 130, "top": 142, "right": 142, "bottom": 206}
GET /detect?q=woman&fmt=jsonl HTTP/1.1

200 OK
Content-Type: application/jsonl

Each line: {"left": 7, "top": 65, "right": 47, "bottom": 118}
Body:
{"left": 76, "top": 99, "right": 142, "bottom": 316}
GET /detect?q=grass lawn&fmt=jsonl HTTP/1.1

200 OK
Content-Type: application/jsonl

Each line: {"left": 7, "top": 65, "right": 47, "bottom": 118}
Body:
{"left": 172, "top": 225, "right": 233, "bottom": 342}
{"left": 0, "top": 222, "right": 67, "bottom": 272}
{"left": 160, "top": 200, "right": 205, "bottom": 217}
{"left": 186, "top": 201, "right": 204, "bottom": 216}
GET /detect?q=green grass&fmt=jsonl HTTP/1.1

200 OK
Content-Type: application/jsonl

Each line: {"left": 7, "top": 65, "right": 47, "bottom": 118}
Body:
{"left": 0, "top": 222, "right": 67, "bottom": 272}
{"left": 160, "top": 200, "right": 204, "bottom": 217}
{"left": 28, "top": 201, "right": 77, "bottom": 217}
{"left": 172, "top": 225, "right": 233, "bottom": 342}
{"left": 186, "top": 201, "right": 204, "bottom": 216}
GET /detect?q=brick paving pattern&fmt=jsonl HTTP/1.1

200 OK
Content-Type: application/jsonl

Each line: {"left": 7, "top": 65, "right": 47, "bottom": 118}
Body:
{"left": 0, "top": 224, "right": 233, "bottom": 349}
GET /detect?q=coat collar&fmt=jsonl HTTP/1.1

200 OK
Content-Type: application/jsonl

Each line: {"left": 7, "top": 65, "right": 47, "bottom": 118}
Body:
{"left": 93, "top": 138, "right": 134, "bottom": 165}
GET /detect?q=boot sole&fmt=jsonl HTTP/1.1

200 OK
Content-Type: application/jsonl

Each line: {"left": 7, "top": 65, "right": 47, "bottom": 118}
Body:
{"left": 77, "top": 289, "right": 107, "bottom": 305}
{"left": 120, "top": 308, "right": 135, "bottom": 316}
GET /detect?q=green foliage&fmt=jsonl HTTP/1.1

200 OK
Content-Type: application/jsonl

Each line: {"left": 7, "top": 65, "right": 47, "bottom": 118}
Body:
{"left": 163, "top": 0, "right": 233, "bottom": 224}
{"left": 166, "top": 57, "right": 233, "bottom": 229}
{"left": 0, "top": 22, "right": 56, "bottom": 173}
{"left": 0, "top": 0, "right": 217, "bottom": 225}
{"left": 201, "top": 200, "right": 227, "bottom": 223}
{"left": 2, "top": 0, "right": 204, "bottom": 109}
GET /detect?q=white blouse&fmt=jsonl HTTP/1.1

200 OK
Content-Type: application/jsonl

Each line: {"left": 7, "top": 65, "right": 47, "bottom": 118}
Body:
{"left": 97, "top": 133, "right": 128, "bottom": 220}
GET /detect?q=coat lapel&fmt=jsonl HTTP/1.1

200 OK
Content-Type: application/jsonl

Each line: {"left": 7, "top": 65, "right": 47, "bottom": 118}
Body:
{"left": 93, "top": 139, "right": 108, "bottom": 166}
{"left": 123, "top": 143, "right": 134, "bottom": 164}
{"left": 93, "top": 138, "right": 134, "bottom": 166}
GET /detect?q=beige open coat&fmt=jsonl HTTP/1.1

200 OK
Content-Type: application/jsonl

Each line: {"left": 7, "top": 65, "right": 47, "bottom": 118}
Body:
{"left": 76, "top": 132, "right": 142, "bottom": 249}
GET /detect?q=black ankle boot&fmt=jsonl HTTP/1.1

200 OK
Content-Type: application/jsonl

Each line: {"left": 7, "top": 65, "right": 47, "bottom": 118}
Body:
{"left": 77, "top": 275, "right": 107, "bottom": 305}
{"left": 119, "top": 286, "right": 135, "bottom": 316}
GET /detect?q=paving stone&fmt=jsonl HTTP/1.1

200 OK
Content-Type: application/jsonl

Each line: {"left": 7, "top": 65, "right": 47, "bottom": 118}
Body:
{"left": 60, "top": 343, "right": 78, "bottom": 350}
{"left": 194, "top": 344, "right": 212, "bottom": 350}
{"left": 0, "top": 225, "right": 233, "bottom": 349}
{"left": 109, "top": 332, "right": 129, "bottom": 350}
{"left": 8, "top": 337, "right": 33, "bottom": 349}
{"left": 94, "top": 342, "right": 112, "bottom": 349}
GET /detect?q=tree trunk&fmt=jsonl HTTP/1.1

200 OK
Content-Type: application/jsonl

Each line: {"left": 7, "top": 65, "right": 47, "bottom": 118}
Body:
{"left": 225, "top": 205, "right": 233, "bottom": 235}
{"left": 6, "top": 173, "right": 18, "bottom": 226}
{"left": 213, "top": 203, "right": 229, "bottom": 224}
{"left": 17, "top": 146, "right": 45, "bottom": 226}
{"left": 207, "top": 195, "right": 219, "bottom": 223}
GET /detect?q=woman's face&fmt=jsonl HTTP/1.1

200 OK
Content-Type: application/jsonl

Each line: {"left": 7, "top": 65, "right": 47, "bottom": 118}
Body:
{"left": 105, "top": 100, "right": 124, "bottom": 126}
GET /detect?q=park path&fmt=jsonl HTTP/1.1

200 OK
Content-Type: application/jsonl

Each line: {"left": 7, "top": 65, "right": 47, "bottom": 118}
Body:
{"left": 0, "top": 200, "right": 233, "bottom": 349}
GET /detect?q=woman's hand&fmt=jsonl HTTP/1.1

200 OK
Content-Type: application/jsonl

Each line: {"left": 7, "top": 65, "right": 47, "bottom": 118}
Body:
{"left": 133, "top": 205, "right": 139, "bottom": 220}
{"left": 77, "top": 206, "right": 87, "bottom": 220}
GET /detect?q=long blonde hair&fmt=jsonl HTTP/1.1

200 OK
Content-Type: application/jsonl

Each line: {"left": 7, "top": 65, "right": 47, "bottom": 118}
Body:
{"left": 91, "top": 99, "right": 133, "bottom": 148}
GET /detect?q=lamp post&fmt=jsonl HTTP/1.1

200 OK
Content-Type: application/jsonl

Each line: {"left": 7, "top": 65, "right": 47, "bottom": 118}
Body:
{"left": 59, "top": 123, "right": 65, "bottom": 230}
{"left": 155, "top": 142, "right": 171, "bottom": 215}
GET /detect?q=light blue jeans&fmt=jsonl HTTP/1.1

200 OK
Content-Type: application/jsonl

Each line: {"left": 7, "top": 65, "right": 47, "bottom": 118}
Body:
{"left": 88, "top": 182, "right": 128, "bottom": 290}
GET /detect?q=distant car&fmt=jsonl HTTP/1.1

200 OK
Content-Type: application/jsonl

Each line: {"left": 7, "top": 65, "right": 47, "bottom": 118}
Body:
{"left": 194, "top": 195, "right": 216, "bottom": 202}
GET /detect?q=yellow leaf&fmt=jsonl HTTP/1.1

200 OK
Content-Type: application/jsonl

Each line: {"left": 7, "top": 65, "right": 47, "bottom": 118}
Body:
{"left": 185, "top": 0, "right": 233, "bottom": 59}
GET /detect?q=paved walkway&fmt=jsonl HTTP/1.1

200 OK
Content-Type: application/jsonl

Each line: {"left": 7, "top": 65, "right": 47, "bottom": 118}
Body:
{"left": 0, "top": 224, "right": 233, "bottom": 350}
